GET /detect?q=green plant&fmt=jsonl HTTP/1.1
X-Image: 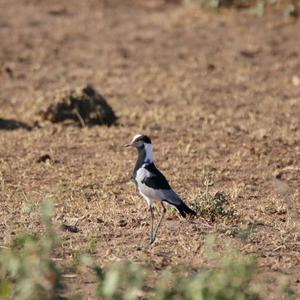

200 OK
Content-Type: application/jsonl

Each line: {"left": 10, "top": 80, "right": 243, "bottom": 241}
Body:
{"left": 192, "top": 175, "right": 234, "bottom": 221}
{"left": 94, "top": 237, "right": 262, "bottom": 300}
{"left": 151, "top": 256, "right": 260, "bottom": 300}
{"left": 280, "top": 277, "right": 295, "bottom": 300}
{"left": 0, "top": 201, "right": 63, "bottom": 300}
{"left": 95, "top": 261, "right": 145, "bottom": 300}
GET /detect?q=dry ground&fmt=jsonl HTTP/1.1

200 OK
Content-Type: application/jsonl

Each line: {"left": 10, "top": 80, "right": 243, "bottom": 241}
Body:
{"left": 0, "top": 0, "right": 300, "bottom": 298}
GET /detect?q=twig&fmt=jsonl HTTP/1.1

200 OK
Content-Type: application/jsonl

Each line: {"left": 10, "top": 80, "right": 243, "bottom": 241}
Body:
{"left": 74, "top": 109, "right": 85, "bottom": 127}
{"left": 0, "top": 245, "right": 9, "bottom": 249}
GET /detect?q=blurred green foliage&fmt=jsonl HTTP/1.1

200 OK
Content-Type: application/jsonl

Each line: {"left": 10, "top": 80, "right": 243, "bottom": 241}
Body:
{"left": 95, "top": 262, "right": 145, "bottom": 300}
{"left": 0, "top": 201, "right": 295, "bottom": 300}
{"left": 0, "top": 201, "right": 62, "bottom": 300}
{"left": 183, "top": 0, "right": 300, "bottom": 17}
{"left": 95, "top": 254, "right": 261, "bottom": 300}
{"left": 153, "top": 257, "right": 260, "bottom": 300}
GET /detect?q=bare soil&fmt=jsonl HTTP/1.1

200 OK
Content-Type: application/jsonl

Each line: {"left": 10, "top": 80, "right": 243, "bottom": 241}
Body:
{"left": 0, "top": 0, "right": 299, "bottom": 298}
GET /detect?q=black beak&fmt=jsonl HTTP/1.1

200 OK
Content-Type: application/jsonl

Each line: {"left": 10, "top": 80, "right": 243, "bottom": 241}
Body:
{"left": 123, "top": 143, "right": 131, "bottom": 147}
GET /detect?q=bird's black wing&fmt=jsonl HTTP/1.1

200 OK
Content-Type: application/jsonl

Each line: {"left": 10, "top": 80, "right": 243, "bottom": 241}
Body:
{"left": 142, "top": 163, "right": 171, "bottom": 190}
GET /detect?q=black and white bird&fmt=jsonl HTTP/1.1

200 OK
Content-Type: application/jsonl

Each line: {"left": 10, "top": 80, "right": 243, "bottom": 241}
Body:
{"left": 125, "top": 134, "right": 196, "bottom": 244}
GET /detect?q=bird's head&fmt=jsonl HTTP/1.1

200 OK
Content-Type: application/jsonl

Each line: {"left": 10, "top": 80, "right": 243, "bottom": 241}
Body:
{"left": 124, "top": 134, "right": 153, "bottom": 163}
{"left": 124, "top": 133, "right": 152, "bottom": 149}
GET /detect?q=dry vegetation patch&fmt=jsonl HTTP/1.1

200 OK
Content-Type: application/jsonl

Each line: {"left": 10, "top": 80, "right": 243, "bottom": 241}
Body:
{"left": 39, "top": 85, "right": 117, "bottom": 127}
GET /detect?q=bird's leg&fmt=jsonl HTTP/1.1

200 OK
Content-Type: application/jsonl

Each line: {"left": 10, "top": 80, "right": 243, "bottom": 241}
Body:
{"left": 149, "top": 205, "right": 154, "bottom": 244}
{"left": 150, "top": 202, "right": 166, "bottom": 245}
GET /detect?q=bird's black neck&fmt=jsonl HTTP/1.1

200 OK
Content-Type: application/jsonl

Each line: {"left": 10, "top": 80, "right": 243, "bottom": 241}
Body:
{"left": 133, "top": 146, "right": 147, "bottom": 177}
{"left": 132, "top": 143, "right": 153, "bottom": 180}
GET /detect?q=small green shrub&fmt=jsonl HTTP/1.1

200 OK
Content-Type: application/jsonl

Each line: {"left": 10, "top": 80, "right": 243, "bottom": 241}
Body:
{"left": 193, "top": 191, "right": 234, "bottom": 220}
{"left": 0, "top": 201, "right": 62, "bottom": 300}
{"left": 190, "top": 174, "right": 235, "bottom": 220}
{"left": 95, "top": 261, "right": 145, "bottom": 300}
{"left": 94, "top": 253, "right": 261, "bottom": 300}
{"left": 94, "top": 242, "right": 261, "bottom": 300}
{"left": 151, "top": 256, "right": 261, "bottom": 300}
{"left": 191, "top": 175, "right": 234, "bottom": 221}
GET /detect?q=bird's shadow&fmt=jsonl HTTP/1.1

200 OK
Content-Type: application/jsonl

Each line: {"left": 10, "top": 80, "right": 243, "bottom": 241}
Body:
{"left": 0, "top": 118, "right": 32, "bottom": 131}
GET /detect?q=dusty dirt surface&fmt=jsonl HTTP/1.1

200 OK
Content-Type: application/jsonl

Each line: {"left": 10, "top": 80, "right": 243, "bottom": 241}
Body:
{"left": 0, "top": 0, "right": 300, "bottom": 298}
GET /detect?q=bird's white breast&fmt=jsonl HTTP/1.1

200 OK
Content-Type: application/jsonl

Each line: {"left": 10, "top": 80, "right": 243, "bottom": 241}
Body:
{"left": 135, "top": 165, "right": 150, "bottom": 183}
{"left": 135, "top": 166, "right": 153, "bottom": 206}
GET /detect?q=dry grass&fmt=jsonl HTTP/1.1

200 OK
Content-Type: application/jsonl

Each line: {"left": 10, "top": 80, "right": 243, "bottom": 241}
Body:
{"left": 0, "top": 0, "right": 300, "bottom": 298}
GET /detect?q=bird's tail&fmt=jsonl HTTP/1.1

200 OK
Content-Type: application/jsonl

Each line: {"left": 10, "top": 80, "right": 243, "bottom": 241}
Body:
{"left": 176, "top": 201, "right": 197, "bottom": 218}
